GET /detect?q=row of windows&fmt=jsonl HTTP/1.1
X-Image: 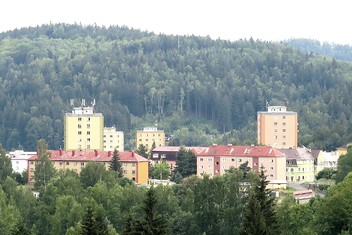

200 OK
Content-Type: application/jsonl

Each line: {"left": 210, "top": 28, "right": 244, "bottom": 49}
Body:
{"left": 274, "top": 129, "right": 286, "bottom": 133}
{"left": 139, "top": 133, "right": 162, "bottom": 137}
{"left": 274, "top": 122, "right": 286, "bottom": 126}
{"left": 138, "top": 139, "right": 162, "bottom": 142}
{"left": 78, "top": 117, "right": 91, "bottom": 121}
{"left": 78, "top": 124, "right": 91, "bottom": 128}
{"left": 78, "top": 131, "right": 90, "bottom": 135}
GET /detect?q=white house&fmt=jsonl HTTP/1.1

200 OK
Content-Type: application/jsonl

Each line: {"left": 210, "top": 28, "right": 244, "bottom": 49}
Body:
{"left": 9, "top": 150, "right": 36, "bottom": 173}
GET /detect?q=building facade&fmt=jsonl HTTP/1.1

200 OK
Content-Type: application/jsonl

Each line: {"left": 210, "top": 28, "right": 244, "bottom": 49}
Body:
{"left": 9, "top": 150, "right": 37, "bottom": 173}
{"left": 280, "top": 147, "right": 315, "bottom": 182}
{"left": 257, "top": 106, "right": 298, "bottom": 149}
{"left": 136, "top": 127, "right": 165, "bottom": 150}
{"left": 103, "top": 127, "right": 124, "bottom": 152}
{"left": 27, "top": 150, "right": 149, "bottom": 184}
{"left": 195, "top": 145, "right": 287, "bottom": 189}
{"left": 64, "top": 100, "right": 104, "bottom": 151}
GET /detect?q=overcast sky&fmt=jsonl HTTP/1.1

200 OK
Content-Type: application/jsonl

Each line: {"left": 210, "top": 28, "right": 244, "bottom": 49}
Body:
{"left": 1, "top": 0, "right": 351, "bottom": 45}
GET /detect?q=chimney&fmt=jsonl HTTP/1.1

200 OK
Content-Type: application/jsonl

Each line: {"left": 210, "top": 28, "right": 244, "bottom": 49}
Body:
{"left": 94, "top": 150, "right": 98, "bottom": 157}
{"left": 59, "top": 149, "right": 62, "bottom": 156}
{"left": 72, "top": 150, "right": 75, "bottom": 156}
{"left": 108, "top": 151, "right": 111, "bottom": 157}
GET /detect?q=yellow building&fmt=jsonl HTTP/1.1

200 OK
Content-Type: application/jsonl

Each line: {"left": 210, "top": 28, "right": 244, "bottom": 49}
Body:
{"left": 257, "top": 106, "right": 298, "bottom": 149}
{"left": 64, "top": 100, "right": 104, "bottom": 151}
{"left": 136, "top": 127, "right": 165, "bottom": 150}
{"left": 27, "top": 150, "right": 149, "bottom": 184}
{"left": 104, "top": 127, "right": 124, "bottom": 152}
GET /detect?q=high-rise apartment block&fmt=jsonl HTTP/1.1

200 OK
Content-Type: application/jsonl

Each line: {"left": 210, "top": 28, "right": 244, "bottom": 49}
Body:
{"left": 64, "top": 99, "right": 104, "bottom": 151}
{"left": 257, "top": 106, "right": 298, "bottom": 149}
{"left": 136, "top": 127, "right": 165, "bottom": 150}
{"left": 104, "top": 127, "right": 124, "bottom": 152}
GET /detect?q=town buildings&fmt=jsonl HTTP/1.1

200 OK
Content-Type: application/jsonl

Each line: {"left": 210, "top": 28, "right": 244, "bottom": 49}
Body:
{"left": 195, "top": 145, "right": 287, "bottom": 189}
{"left": 257, "top": 105, "right": 298, "bottom": 149}
{"left": 136, "top": 126, "right": 165, "bottom": 150}
{"left": 27, "top": 150, "right": 149, "bottom": 184}
{"left": 64, "top": 99, "right": 104, "bottom": 151}
{"left": 104, "top": 126, "right": 124, "bottom": 152}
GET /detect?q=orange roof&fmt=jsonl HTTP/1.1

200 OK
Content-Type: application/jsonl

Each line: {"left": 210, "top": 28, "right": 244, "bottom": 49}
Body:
{"left": 28, "top": 150, "right": 148, "bottom": 162}
{"left": 195, "top": 145, "right": 284, "bottom": 157}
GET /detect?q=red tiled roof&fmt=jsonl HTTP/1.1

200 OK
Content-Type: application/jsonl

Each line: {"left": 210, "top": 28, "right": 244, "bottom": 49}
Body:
{"left": 195, "top": 145, "right": 284, "bottom": 157}
{"left": 28, "top": 150, "right": 148, "bottom": 162}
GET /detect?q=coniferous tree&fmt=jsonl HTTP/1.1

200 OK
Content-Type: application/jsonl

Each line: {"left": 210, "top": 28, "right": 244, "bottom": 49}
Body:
{"left": 81, "top": 206, "right": 95, "bottom": 235}
{"left": 131, "top": 187, "right": 169, "bottom": 235}
{"left": 174, "top": 147, "right": 196, "bottom": 178}
{"left": 109, "top": 149, "right": 123, "bottom": 178}
{"left": 136, "top": 144, "right": 149, "bottom": 159}
{"left": 240, "top": 169, "right": 278, "bottom": 235}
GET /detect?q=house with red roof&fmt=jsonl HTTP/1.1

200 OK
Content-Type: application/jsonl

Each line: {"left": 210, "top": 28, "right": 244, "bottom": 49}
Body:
{"left": 27, "top": 150, "right": 149, "bottom": 184}
{"left": 195, "top": 144, "right": 287, "bottom": 189}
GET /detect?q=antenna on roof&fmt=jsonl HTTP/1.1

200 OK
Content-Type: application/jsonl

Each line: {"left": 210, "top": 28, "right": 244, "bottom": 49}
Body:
{"left": 81, "top": 99, "right": 86, "bottom": 107}
{"left": 70, "top": 99, "right": 74, "bottom": 107}
{"left": 266, "top": 100, "right": 269, "bottom": 108}
{"left": 91, "top": 99, "right": 96, "bottom": 107}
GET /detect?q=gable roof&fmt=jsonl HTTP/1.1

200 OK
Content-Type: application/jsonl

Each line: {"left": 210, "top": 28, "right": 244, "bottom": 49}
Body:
{"left": 279, "top": 147, "right": 314, "bottom": 161}
{"left": 195, "top": 145, "right": 284, "bottom": 157}
{"left": 28, "top": 150, "right": 148, "bottom": 162}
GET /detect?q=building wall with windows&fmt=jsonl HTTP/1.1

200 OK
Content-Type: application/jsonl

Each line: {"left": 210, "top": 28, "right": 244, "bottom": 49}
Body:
{"left": 104, "top": 127, "right": 124, "bottom": 152}
{"left": 196, "top": 145, "right": 287, "bottom": 189}
{"left": 257, "top": 106, "right": 298, "bottom": 149}
{"left": 64, "top": 104, "right": 104, "bottom": 151}
{"left": 27, "top": 150, "right": 148, "bottom": 184}
{"left": 9, "top": 150, "right": 37, "bottom": 173}
{"left": 136, "top": 127, "right": 165, "bottom": 150}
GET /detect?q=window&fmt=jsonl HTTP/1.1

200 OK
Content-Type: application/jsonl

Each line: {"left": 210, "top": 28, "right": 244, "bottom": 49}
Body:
{"left": 78, "top": 124, "right": 82, "bottom": 128}
{"left": 283, "top": 122, "right": 286, "bottom": 126}
{"left": 87, "top": 145, "right": 90, "bottom": 149}
{"left": 216, "top": 162, "right": 219, "bottom": 165}
{"left": 283, "top": 135, "right": 286, "bottom": 139}
{"left": 283, "top": 116, "right": 286, "bottom": 119}
{"left": 283, "top": 129, "right": 286, "bottom": 133}
{"left": 110, "top": 135, "right": 113, "bottom": 138}
{"left": 270, "top": 166, "right": 274, "bottom": 170}
{"left": 254, "top": 162, "right": 257, "bottom": 166}
{"left": 66, "top": 162, "right": 69, "bottom": 165}
{"left": 132, "top": 163, "right": 136, "bottom": 167}
{"left": 238, "top": 159, "right": 242, "bottom": 162}
{"left": 274, "top": 129, "right": 278, "bottom": 133}
{"left": 78, "top": 117, "right": 82, "bottom": 121}
{"left": 78, "top": 131, "right": 82, "bottom": 135}
{"left": 200, "top": 165, "right": 204, "bottom": 169}
{"left": 123, "top": 170, "right": 127, "bottom": 174}
{"left": 87, "top": 138, "right": 90, "bottom": 142}
{"left": 274, "top": 135, "right": 278, "bottom": 139}
{"left": 222, "top": 158, "right": 226, "bottom": 162}
{"left": 87, "top": 131, "right": 90, "bottom": 135}
{"left": 87, "top": 124, "right": 90, "bottom": 128}
{"left": 274, "top": 122, "right": 278, "bottom": 126}
{"left": 283, "top": 142, "right": 286, "bottom": 146}
{"left": 270, "top": 159, "right": 274, "bottom": 163}
{"left": 81, "top": 162, "right": 85, "bottom": 166}
{"left": 269, "top": 174, "right": 274, "bottom": 178}
{"left": 231, "top": 158, "right": 235, "bottom": 162}
{"left": 132, "top": 170, "right": 136, "bottom": 174}
{"left": 208, "top": 158, "right": 212, "bottom": 161}
{"left": 200, "top": 158, "right": 204, "bottom": 161}
{"left": 88, "top": 117, "right": 90, "bottom": 121}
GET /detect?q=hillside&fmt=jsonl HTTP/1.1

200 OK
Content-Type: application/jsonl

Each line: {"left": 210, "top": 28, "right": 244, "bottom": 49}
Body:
{"left": 1, "top": 23, "right": 352, "bottom": 151}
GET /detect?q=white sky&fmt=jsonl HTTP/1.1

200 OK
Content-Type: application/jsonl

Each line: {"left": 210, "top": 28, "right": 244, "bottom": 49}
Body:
{"left": 1, "top": 0, "right": 351, "bottom": 45}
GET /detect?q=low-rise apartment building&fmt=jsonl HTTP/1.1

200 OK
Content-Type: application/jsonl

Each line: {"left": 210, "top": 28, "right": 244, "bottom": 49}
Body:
{"left": 103, "top": 126, "right": 124, "bottom": 152}
{"left": 280, "top": 147, "right": 315, "bottom": 182}
{"left": 136, "top": 127, "right": 165, "bottom": 150}
{"left": 9, "top": 150, "right": 37, "bottom": 173}
{"left": 195, "top": 145, "right": 287, "bottom": 189}
{"left": 27, "top": 150, "right": 148, "bottom": 184}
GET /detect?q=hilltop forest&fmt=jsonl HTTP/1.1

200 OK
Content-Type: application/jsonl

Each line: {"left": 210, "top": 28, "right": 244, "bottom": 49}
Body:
{"left": 1, "top": 23, "right": 352, "bottom": 151}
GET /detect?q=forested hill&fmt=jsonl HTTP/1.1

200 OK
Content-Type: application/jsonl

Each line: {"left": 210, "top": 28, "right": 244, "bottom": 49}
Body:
{"left": 285, "top": 38, "right": 352, "bottom": 62}
{"left": 1, "top": 23, "right": 352, "bottom": 151}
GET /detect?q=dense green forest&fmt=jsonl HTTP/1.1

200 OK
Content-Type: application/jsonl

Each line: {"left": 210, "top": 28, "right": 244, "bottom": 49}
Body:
{"left": 285, "top": 38, "right": 352, "bottom": 62}
{"left": 1, "top": 23, "right": 352, "bottom": 151}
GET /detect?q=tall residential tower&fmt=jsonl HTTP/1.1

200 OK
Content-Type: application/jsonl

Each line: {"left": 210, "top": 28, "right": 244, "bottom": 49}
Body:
{"left": 257, "top": 106, "right": 298, "bottom": 149}
{"left": 64, "top": 99, "right": 104, "bottom": 151}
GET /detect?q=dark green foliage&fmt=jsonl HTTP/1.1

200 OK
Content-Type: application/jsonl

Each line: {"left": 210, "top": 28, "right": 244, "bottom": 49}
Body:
{"left": 128, "top": 187, "right": 169, "bottom": 235}
{"left": 136, "top": 145, "right": 149, "bottom": 159}
{"left": 109, "top": 149, "right": 123, "bottom": 178}
{"left": 174, "top": 147, "right": 196, "bottom": 179}
{"left": 316, "top": 168, "right": 336, "bottom": 180}
{"left": 80, "top": 162, "right": 108, "bottom": 188}
{"left": 240, "top": 170, "right": 277, "bottom": 235}
{"left": 336, "top": 147, "right": 352, "bottom": 183}
{"left": 81, "top": 205, "right": 109, "bottom": 235}
{"left": 0, "top": 144, "right": 12, "bottom": 182}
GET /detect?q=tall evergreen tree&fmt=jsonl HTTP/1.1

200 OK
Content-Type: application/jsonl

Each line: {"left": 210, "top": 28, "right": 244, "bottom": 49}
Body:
{"left": 129, "top": 187, "right": 169, "bottom": 235}
{"left": 136, "top": 144, "right": 149, "bottom": 159}
{"left": 109, "top": 149, "right": 123, "bottom": 178}
{"left": 174, "top": 147, "right": 196, "bottom": 178}
{"left": 81, "top": 205, "right": 109, "bottom": 235}
{"left": 34, "top": 139, "right": 56, "bottom": 190}
{"left": 0, "top": 144, "right": 12, "bottom": 182}
{"left": 240, "top": 169, "right": 278, "bottom": 235}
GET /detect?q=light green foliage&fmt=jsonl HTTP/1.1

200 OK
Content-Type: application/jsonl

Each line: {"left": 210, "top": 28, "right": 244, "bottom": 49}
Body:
{"left": 336, "top": 146, "right": 352, "bottom": 183}
{"left": 151, "top": 161, "right": 170, "bottom": 180}
{"left": 0, "top": 187, "right": 21, "bottom": 235}
{"left": 79, "top": 161, "right": 108, "bottom": 188}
